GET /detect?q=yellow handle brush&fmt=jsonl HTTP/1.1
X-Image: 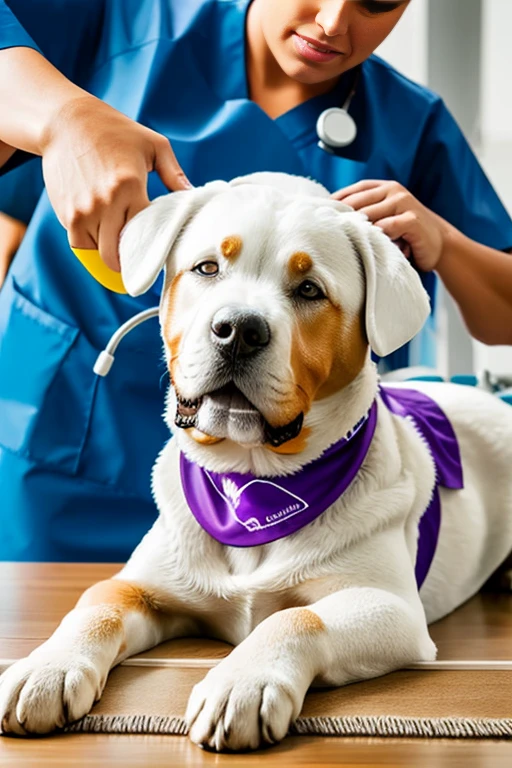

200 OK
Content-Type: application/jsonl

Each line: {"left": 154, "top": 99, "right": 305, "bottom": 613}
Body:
{"left": 71, "top": 247, "right": 127, "bottom": 294}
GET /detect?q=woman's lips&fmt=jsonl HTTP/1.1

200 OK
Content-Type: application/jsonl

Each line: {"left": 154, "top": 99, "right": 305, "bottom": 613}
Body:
{"left": 292, "top": 33, "right": 343, "bottom": 63}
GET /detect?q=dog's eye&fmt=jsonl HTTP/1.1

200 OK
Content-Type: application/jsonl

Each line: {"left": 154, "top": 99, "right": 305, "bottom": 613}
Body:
{"left": 296, "top": 280, "right": 325, "bottom": 300}
{"left": 193, "top": 261, "right": 219, "bottom": 277}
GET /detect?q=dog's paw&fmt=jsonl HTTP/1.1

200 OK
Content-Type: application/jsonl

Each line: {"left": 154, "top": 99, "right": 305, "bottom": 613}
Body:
{"left": 0, "top": 651, "right": 102, "bottom": 735}
{"left": 185, "top": 662, "right": 301, "bottom": 752}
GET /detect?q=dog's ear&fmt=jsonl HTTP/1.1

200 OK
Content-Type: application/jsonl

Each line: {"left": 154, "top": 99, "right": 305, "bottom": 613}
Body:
{"left": 342, "top": 215, "right": 431, "bottom": 357}
{"left": 119, "top": 182, "right": 228, "bottom": 296}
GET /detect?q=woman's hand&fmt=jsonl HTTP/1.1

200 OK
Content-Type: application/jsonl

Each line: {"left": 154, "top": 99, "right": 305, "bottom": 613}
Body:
{"left": 41, "top": 95, "right": 192, "bottom": 271}
{"left": 332, "top": 180, "right": 450, "bottom": 271}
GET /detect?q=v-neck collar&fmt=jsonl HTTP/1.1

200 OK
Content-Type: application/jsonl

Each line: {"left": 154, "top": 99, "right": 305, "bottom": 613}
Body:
{"left": 211, "top": 0, "right": 355, "bottom": 147}
{"left": 275, "top": 75, "right": 352, "bottom": 147}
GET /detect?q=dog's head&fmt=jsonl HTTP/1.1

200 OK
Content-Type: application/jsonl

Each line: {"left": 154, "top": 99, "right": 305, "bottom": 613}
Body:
{"left": 120, "top": 172, "right": 430, "bottom": 458}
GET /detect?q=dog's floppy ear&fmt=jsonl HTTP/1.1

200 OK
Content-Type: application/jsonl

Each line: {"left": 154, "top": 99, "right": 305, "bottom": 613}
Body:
{"left": 119, "top": 181, "right": 228, "bottom": 296}
{"left": 342, "top": 215, "right": 431, "bottom": 357}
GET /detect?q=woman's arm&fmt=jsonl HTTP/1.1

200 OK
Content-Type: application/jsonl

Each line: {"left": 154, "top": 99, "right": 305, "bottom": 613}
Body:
{"left": 333, "top": 180, "right": 512, "bottom": 346}
{"left": 435, "top": 226, "right": 512, "bottom": 345}
{"left": 0, "top": 47, "right": 84, "bottom": 158}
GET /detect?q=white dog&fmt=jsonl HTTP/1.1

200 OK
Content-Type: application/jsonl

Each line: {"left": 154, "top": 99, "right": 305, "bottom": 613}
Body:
{"left": 2, "top": 173, "right": 512, "bottom": 752}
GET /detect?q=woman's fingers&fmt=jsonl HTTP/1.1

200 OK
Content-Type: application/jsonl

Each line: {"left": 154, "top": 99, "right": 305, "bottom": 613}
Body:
{"left": 96, "top": 212, "right": 131, "bottom": 272}
{"left": 152, "top": 133, "right": 193, "bottom": 192}
{"left": 375, "top": 210, "right": 418, "bottom": 241}
{"left": 332, "top": 179, "right": 383, "bottom": 200}
{"left": 67, "top": 220, "right": 98, "bottom": 251}
{"left": 335, "top": 185, "right": 388, "bottom": 211}
{"left": 391, "top": 236, "right": 412, "bottom": 259}
{"left": 333, "top": 178, "right": 445, "bottom": 271}
{"left": 356, "top": 198, "right": 399, "bottom": 222}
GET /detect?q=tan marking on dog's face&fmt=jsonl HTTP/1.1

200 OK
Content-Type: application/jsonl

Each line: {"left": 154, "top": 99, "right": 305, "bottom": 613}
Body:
{"left": 264, "top": 306, "right": 366, "bottom": 447}
{"left": 220, "top": 235, "right": 243, "bottom": 261}
{"left": 316, "top": 311, "right": 367, "bottom": 400}
{"left": 288, "top": 251, "right": 313, "bottom": 276}
{"left": 288, "top": 304, "right": 367, "bottom": 410}
{"left": 187, "top": 428, "right": 225, "bottom": 446}
{"left": 166, "top": 332, "right": 182, "bottom": 382}
{"left": 267, "top": 426, "right": 311, "bottom": 455}
{"left": 162, "top": 271, "right": 185, "bottom": 378}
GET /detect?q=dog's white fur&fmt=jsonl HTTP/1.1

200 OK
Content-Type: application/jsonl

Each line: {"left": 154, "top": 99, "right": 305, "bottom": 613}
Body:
{"left": 2, "top": 173, "right": 512, "bottom": 752}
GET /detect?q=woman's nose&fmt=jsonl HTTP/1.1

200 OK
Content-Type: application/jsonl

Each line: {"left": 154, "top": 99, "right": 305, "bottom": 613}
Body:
{"left": 315, "top": 0, "right": 350, "bottom": 38}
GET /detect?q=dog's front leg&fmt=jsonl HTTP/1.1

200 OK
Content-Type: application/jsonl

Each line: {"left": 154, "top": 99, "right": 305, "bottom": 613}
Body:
{"left": 186, "top": 586, "right": 435, "bottom": 751}
{"left": 0, "top": 578, "right": 181, "bottom": 735}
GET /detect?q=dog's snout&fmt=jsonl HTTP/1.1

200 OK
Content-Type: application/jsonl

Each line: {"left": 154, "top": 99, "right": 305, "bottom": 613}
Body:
{"left": 211, "top": 307, "right": 270, "bottom": 357}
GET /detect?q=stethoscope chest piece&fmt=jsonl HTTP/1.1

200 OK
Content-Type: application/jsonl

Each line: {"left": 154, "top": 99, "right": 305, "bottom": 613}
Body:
{"left": 316, "top": 107, "right": 358, "bottom": 154}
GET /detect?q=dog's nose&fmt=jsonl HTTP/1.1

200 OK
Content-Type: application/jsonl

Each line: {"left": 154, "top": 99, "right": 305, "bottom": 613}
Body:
{"left": 211, "top": 307, "right": 270, "bottom": 357}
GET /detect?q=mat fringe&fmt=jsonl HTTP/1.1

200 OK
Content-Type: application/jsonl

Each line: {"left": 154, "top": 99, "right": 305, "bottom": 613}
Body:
{"left": 65, "top": 714, "right": 512, "bottom": 739}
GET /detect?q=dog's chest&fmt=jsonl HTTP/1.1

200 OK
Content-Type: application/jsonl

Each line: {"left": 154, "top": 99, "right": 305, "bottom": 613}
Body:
{"left": 199, "top": 566, "right": 345, "bottom": 645}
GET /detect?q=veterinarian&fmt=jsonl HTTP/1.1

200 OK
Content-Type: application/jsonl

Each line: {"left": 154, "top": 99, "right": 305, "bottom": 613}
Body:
{"left": 1, "top": 0, "right": 511, "bottom": 562}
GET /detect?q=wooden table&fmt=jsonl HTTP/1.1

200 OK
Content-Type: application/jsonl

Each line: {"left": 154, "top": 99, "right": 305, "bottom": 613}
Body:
{"left": 1, "top": 563, "right": 512, "bottom": 767}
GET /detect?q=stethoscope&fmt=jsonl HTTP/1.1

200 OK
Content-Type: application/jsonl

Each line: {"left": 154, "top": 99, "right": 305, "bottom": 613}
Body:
{"left": 316, "top": 66, "right": 360, "bottom": 154}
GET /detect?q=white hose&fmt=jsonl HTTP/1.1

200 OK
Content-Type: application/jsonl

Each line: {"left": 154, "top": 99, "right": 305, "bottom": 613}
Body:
{"left": 93, "top": 307, "right": 160, "bottom": 376}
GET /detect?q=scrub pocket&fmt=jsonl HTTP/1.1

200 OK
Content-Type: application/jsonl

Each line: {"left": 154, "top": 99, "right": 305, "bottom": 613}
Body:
{"left": 0, "top": 278, "right": 97, "bottom": 474}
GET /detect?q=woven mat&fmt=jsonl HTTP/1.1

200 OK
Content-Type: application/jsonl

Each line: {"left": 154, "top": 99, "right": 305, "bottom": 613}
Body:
{"left": 2, "top": 642, "right": 512, "bottom": 740}
{"left": 51, "top": 663, "right": 512, "bottom": 739}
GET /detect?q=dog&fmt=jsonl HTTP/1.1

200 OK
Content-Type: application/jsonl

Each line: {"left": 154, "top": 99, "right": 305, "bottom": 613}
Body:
{"left": 1, "top": 172, "right": 512, "bottom": 752}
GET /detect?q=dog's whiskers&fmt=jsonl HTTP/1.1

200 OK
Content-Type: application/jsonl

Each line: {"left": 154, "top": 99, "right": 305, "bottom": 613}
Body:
{"left": 266, "top": 384, "right": 289, "bottom": 397}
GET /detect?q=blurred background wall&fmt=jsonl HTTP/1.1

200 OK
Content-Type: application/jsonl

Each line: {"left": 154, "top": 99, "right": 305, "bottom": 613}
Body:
{"left": 376, "top": 0, "right": 512, "bottom": 376}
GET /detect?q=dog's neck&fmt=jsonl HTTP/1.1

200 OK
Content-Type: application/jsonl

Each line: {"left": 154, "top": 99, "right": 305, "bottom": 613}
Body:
{"left": 171, "top": 358, "right": 379, "bottom": 477}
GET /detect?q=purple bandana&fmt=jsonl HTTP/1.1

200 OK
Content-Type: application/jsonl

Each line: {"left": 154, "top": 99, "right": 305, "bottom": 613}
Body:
{"left": 381, "top": 386, "right": 464, "bottom": 586}
{"left": 181, "top": 404, "right": 377, "bottom": 546}
{"left": 180, "top": 386, "right": 464, "bottom": 588}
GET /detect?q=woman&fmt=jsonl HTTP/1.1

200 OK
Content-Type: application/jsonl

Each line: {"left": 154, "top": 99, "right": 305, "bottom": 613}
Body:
{"left": 0, "top": 0, "right": 511, "bottom": 561}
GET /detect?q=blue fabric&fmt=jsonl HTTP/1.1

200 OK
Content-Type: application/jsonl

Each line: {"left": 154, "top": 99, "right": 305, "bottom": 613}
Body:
{"left": 0, "top": 0, "right": 104, "bottom": 80}
{"left": 0, "top": 160, "right": 44, "bottom": 224}
{"left": 0, "top": 0, "right": 511, "bottom": 561}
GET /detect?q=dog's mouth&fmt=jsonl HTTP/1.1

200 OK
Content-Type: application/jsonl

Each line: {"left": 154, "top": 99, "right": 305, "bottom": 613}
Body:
{"left": 175, "top": 383, "right": 303, "bottom": 447}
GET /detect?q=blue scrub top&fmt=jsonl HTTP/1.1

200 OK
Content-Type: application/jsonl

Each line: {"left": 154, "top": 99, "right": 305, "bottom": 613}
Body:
{"left": 0, "top": 161, "right": 44, "bottom": 225}
{"left": 1, "top": 0, "right": 511, "bottom": 562}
